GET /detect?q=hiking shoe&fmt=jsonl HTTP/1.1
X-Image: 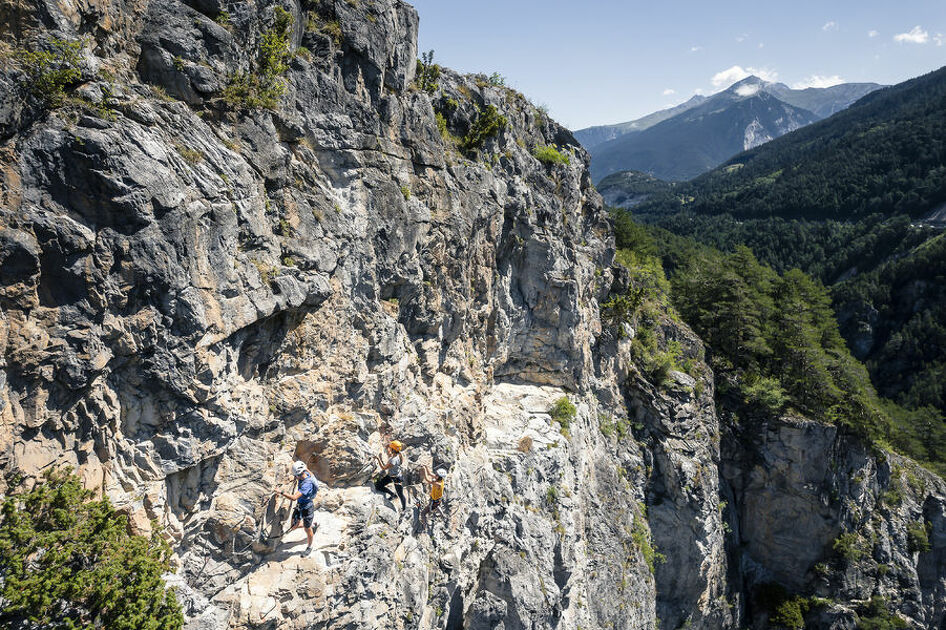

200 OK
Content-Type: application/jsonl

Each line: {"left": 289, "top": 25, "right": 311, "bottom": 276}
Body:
{"left": 302, "top": 546, "right": 312, "bottom": 556}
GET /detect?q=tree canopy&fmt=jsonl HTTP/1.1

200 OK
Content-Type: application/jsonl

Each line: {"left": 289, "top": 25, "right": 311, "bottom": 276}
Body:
{"left": 0, "top": 469, "right": 184, "bottom": 630}
{"left": 612, "top": 215, "right": 946, "bottom": 476}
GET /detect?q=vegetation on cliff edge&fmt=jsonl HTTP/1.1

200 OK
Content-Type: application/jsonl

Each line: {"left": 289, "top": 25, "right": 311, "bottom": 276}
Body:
{"left": 0, "top": 469, "right": 183, "bottom": 630}
{"left": 610, "top": 211, "right": 946, "bottom": 476}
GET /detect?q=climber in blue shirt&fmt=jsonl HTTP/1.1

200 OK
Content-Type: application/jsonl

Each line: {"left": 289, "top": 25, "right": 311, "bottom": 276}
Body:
{"left": 275, "top": 460, "right": 318, "bottom": 555}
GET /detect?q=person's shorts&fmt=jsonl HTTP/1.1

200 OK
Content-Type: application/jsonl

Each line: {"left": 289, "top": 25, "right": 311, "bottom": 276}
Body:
{"left": 292, "top": 503, "right": 315, "bottom": 529}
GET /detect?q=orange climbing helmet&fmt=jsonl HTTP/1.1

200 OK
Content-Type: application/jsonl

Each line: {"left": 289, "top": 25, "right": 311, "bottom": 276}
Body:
{"left": 389, "top": 440, "right": 404, "bottom": 452}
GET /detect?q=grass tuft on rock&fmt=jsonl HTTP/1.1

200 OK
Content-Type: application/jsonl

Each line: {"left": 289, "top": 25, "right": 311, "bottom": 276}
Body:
{"left": 533, "top": 144, "right": 570, "bottom": 165}
{"left": 549, "top": 396, "right": 576, "bottom": 432}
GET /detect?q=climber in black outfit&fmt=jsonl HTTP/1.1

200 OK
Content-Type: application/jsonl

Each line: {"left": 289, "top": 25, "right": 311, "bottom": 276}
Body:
{"left": 374, "top": 440, "right": 407, "bottom": 511}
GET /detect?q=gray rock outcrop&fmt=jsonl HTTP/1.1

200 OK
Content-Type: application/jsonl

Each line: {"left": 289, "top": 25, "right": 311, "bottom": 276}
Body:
{"left": 0, "top": 1, "right": 944, "bottom": 629}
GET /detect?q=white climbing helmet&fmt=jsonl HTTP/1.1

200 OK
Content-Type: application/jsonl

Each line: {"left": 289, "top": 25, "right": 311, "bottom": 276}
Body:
{"left": 292, "top": 460, "right": 307, "bottom": 476}
{"left": 436, "top": 468, "right": 447, "bottom": 478}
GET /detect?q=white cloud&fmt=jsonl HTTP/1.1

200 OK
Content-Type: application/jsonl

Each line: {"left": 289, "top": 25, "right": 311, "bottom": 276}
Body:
{"left": 735, "top": 84, "right": 761, "bottom": 97}
{"left": 694, "top": 88, "right": 705, "bottom": 96}
{"left": 894, "top": 26, "right": 929, "bottom": 44}
{"left": 749, "top": 67, "right": 779, "bottom": 83}
{"left": 712, "top": 65, "right": 750, "bottom": 86}
{"left": 936, "top": 33, "right": 944, "bottom": 46}
{"left": 690, "top": 46, "right": 702, "bottom": 53}
{"left": 710, "top": 65, "right": 779, "bottom": 88}
{"left": 792, "top": 74, "right": 845, "bottom": 89}
{"left": 662, "top": 88, "right": 676, "bottom": 96}
{"left": 822, "top": 21, "right": 838, "bottom": 32}
{"left": 868, "top": 30, "right": 879, "bottom": 38}
{"left": 758, "top": 42, "right": 765, "bottom": 48}
{"left": 735, "top": 33, "right": 748, "bottom": 43}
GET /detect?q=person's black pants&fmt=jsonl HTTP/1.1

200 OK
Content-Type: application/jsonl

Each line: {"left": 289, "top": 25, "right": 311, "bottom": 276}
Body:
{"left": 375, "top": 474, "right": 406, "bottom": 510}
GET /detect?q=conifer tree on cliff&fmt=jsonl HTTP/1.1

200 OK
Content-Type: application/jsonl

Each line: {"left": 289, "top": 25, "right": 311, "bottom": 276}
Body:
{"left": 0, "top": 469, "right": 184, "bottom": 629}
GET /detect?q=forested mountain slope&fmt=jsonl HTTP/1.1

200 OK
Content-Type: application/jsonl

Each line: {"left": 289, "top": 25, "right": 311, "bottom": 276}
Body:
{"left": 833, "top": 234, "right": 946, "bottom": 411}
{"left": 612, "top": 213, "right": 946, "bottom": 627}
{"left": 616, "top": 215, "right": 946, "bottom": 475}
{"left": 637, "top": 65, "right": 946, "bottom": 221}
{"left": 629, "top": 65, "right": 946, "bottom": 417}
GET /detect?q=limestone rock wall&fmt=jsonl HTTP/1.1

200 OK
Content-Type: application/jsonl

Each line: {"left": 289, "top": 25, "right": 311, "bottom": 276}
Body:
{"left": 722, "top": 410, "right": 946, "bottom": 628}
{"left": 0, "top": 1, "right": 944, "bottom": 629}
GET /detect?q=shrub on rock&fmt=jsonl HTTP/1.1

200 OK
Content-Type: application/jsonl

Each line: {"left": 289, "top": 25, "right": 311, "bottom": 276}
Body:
{"left": 0, "top": 469, "right": 183, "bottom": 630}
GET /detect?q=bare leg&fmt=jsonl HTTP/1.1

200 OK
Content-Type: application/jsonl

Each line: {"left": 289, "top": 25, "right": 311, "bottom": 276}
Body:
{"left": 304, "top": 526, "right": 314, "bottom": 548}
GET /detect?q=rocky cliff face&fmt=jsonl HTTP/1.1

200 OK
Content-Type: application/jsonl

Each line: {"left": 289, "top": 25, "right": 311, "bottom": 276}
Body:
{"left": 0, "top": 1, "right": 944, "bottom": 629}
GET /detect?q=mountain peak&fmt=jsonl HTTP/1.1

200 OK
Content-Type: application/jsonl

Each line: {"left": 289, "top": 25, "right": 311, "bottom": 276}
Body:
{"left": 727, "top": 76, "right": 770, "bottom": 97}
{"left": 732, "top": 75, "right": 768, "bottom": 86}
{"left": 575, "top": 75, "right": 880, "bottom": 160}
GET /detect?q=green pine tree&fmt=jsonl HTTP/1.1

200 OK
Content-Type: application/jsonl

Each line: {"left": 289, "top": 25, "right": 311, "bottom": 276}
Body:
{"left": 0, "top": 469, "right": 183, "bottom": 630}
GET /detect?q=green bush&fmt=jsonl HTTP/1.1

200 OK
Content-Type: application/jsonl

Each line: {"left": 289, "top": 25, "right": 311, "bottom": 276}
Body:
{"left": 487, "top": 72, "right": 506, "bottom": 87}
{"left": 260, "top": 7, "right": 293, "bottom": 74}
{"left": 435, "top": 111, "right": 449, "bottom": 138}
{"left": 833, "top": 531, "right": 866, "bottom": 561}
{"left": 771, "top": 597, "right": 809, "bottom": 629}
{"left": 459, "top": 104, "right": 507, "bottom": 155}
{"left": 549, "top": 396, "right": 577, "bottom": 431}
{"left": 533, "top": 144, "right": 570, "bottom": 165}
{"left": 225, "top": 6, "right": 293, "bottom": 109}
{"left": 742, "top": 375, "right": 787, "bottom": 413}
{"left": 857, "top": 596, "right": 907, "bottom": 629}
{"left": 16, "top": 38, "right": 83, "bottom": 105}
{"left": 598, "top": 414, "right": 614, "bottom": 438}
{"left": 0, "top": 469, "right": 183, "bottom": 629}
{"left": 603, "top": 242, "right": 691, "bottom": 390}
{"left": 631, "top": 503, "right": 665, "bottom": 574}
{"left": 646, "top": 349, "right": 676, "bottom": 385}
{"left": 628, "top": 325, "right": 686, "bottom": 388}
{"left": 603, "top": 248, "right": 670, "bottom": 329}
{"left": 907, "top": 521, "right": 931, "bottom": 553}
{"left": 434, "top": 106, "right": 463, "bottom": 146}
{"left": 415, "top": 49, "right": 440, "bottom": 93}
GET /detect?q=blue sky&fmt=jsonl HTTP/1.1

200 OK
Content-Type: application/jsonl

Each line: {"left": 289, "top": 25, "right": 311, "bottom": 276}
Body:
{"left": 408, "top": 0, "right": 946, "bottom": 130}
